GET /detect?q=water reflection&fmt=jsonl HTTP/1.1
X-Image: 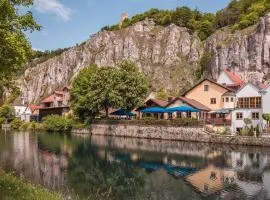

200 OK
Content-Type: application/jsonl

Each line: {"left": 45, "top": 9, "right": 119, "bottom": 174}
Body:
{"left": 0, "top": 131, "right": 270, "bottom": 199}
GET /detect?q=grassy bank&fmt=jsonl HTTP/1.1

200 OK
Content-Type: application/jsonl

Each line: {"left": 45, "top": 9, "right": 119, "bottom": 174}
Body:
{"left": 0, "top": 170, "right": 64, "bottom": 200}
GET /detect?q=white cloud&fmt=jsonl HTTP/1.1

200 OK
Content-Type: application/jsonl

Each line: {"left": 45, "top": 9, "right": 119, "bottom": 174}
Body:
{"left": 34, "top": 0, "right": 72, "bottom": 21}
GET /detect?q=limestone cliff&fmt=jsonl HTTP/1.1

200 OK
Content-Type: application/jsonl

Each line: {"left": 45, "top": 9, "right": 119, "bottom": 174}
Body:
{"left": 19, "top": 14, "right": 270, "bottom": 103}
{"left": 206, "top": 13, "right": 270, "bottom": 83}
{"left": 19, "top": 19, "right": 202, "bottom": 103}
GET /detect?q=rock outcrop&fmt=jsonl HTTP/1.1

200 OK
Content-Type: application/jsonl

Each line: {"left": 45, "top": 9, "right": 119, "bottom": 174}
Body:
{"left": 19, "top": 19, "right": 202, "bottom": 103}
{"left": 19, "top": 14, "right": 270, "bottom": 103}
{"left": 206, "top": 13, "right": 270, "bottom": 83}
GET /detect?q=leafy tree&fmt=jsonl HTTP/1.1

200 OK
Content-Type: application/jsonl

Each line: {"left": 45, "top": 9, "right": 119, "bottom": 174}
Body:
{"left": 71, "top": 62, "right": 148, "bottom": 122}
{"left": 263, "top": 114, "right": 270, "bottom": 128}
{"left": 71, "top": 66, "right": 122, "bottom": 121}
{"left": 0, "top": 0, "right": 40, "bottom": 102}
{"left": 116, "top": 61, "right": 149, "bottom": 111}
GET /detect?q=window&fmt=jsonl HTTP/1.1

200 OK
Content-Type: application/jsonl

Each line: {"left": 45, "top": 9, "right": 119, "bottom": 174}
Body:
{"left": 187, "top": 111, "right": 191, "bottom": 118}
{"left": 236, "top": 112, "right": 243, "bottom": 120}
{"left": 237, "top": 97, "right": 262, "bottom": 109}
{"left": 204, "top": 85, "right": 209, "bottom": 91}
{"left": 168, "top": 113, "right": 173, "bottom": 120}
{"left": 226, "top": 97, "right": 229, "bottom": 102}
{"left": 231, "top": 97, "right": 234, "bottom": 102}
{"left": 177, "top": 112, "right": 182, "bottom": 119}
{"left": 222, "top": 98, "right": 225, "bottom": 102}
{"left": 210, "top": 98, "right": 216, "bottom": 104}
{"left": 252, "top": 112, "right": 259, "bottom": 120}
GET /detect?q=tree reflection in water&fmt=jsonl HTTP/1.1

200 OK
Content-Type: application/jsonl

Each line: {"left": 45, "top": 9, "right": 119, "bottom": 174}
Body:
{"left": 67, "top": 142, "right": 144, "bottom": 200}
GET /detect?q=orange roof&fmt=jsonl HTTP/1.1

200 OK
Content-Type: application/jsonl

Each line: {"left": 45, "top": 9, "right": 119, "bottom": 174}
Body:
{"left": 224, "top": 69, "right": 245, "bottom": 85}
{"left": 29, "top": 104, "right": 42, "bottom": 113}
{"left": 41, "top": 95, "right": 63, "bottom": 103}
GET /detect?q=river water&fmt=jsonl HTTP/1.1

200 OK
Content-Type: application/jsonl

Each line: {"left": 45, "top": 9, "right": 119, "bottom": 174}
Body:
{"left": 0, "top": 131, "right": 270, "bottom": 200}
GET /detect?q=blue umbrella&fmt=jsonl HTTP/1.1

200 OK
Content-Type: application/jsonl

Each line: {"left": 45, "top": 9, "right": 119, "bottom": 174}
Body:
{"left": 110, "top": 109, "right": 135, "bottom": 116}
{"left": 141, "top": 107, "right": 167, "bottom": 113}
{"left": 166, "top": 106, "right": 200, "bottom": 113}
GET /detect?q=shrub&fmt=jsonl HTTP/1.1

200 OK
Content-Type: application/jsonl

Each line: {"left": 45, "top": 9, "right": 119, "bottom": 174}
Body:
{"left": 11, "top": 118, "right": 23, "bottom": 129}
{"left": 240, "top": 128, "right": 249, "bottom": 136}
{"left": 42, "top": 115, "right": 74, "bottom": 132}
{"left": 0, "top": 104, "right": 15, "bottom": 120}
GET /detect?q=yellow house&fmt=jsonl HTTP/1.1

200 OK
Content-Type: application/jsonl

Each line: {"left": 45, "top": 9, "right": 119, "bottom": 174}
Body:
{"left": 183, "top": 79, "right": 233, "bottom": 111}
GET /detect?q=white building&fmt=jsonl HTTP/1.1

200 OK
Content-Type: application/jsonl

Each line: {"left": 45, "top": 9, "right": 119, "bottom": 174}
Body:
{"left": 231, "top": 83, "right": 263, "bottom": 133}
{"left": 14, "top": 105, "right": 32, "bottom": 122}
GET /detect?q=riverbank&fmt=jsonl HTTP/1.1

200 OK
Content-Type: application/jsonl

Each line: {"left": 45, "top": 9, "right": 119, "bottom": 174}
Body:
{"left": 0, "top": 170, "right": 64, "bottom": 200}
{"left": 72, "top": 123, "right": 270, "bottom": 147}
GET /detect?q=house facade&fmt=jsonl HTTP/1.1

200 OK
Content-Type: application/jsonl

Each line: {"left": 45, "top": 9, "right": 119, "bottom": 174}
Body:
{"left": 39, "top": 86, "right": 71, "bottom": 120}
{"left": 231, "top": 83, "right": 263, "bottom": 133}
{"left": 183, "top": 79, "right": 233, "bottom": 111}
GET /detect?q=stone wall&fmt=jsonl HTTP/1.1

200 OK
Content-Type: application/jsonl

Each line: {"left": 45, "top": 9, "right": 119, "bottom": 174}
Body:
{"left": 86, "top": 124, "right": 270, "bottom": 147}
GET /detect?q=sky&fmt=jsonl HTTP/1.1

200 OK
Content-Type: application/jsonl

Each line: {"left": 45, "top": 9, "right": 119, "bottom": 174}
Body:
{"left": 28, "top": 0, "right": 231, "bottom": 51}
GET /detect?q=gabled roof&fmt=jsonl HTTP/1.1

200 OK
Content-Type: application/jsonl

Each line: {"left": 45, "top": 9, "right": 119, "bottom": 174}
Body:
{"left": 29, "top": 104, "right": 42, "bottom": 113}
{"left": 166, "top": 96, "right": 211, "bottom": 111}
{"left": 41, "top": 95, "right": 63, "bottom": 103}
{"left": 182, "top": 78, "right": 234, "bottom": 96}
{"left": 236, "top": 82, "right": 261, "bottom": 95}
{"left": 145, "top": 98, "right": 169, "bottom": 107}
{"left": 223, "top": 69, "right": 245, "bottom": 85}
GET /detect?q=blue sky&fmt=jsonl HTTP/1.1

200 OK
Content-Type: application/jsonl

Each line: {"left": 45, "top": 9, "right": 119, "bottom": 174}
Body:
{"left": 29, "top": 0, "right": 230, "bottom": 51}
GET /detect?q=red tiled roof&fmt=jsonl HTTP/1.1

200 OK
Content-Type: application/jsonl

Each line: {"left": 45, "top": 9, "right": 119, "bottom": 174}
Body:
{"left": 224, "top": 69, "right": 245, "bottom": 85}
{"left": 29, "top": 104, "right": 42, "bottom": 113}
{"left": 167, "top": 96, "right": 211, "bottom": 111}
{"left": 41, "top": 95, "right": 63, "bottom": 103}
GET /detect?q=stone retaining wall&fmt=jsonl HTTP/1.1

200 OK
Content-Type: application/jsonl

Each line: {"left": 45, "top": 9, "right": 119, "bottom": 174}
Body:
{"left": 80, "top": 124, "right": 270, "bottom": 147}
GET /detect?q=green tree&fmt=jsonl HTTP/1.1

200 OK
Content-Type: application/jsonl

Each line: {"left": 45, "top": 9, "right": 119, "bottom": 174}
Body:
{"left": 263, "top": 114, "right": 270, "bottom": 128}
{"left": 71, "top": 66, "right": 122, "bottom": 121}
{"left": 0, "top": 0, "right": 40, "bottom": 103}
{"left": 71, "top": 62, "right": 148, "bottom": 121}
{"left": 116, "top": 61, "right": 148, "bottom": 111}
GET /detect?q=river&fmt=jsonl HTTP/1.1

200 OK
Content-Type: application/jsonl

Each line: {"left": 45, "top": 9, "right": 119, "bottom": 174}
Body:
{"left": 0, "top": 131, "right": 270, "bottom": 200}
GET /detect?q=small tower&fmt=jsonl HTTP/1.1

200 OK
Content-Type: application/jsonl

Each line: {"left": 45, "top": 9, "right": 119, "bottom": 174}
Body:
{"left": 119, "top": 12, "right": 129, "bottom": 28}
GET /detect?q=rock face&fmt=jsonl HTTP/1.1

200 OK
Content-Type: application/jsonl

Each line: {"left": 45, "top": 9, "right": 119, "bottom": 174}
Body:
{"left": 206, "top": 13, "right": 270, "bottom": 83}
{"left": 19, "top": 14, "right": 270, "bottom": 103}
{"left": 19, "top": 19, "right": 202, "bottom": 103}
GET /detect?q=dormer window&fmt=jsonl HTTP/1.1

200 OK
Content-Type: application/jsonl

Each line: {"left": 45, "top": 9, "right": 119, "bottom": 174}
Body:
{"left": 204, "top": 85, "right": 209, "bottom": 91}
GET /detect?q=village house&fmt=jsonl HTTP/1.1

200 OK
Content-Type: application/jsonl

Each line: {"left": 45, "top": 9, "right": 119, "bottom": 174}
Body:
{"left": 217, "top": 69, "right": 245, "bottom": 91}
{"left": 231, "top": 82, "right": 263, "bottom": 133}
{"left": 183, "top": 78, "right": 234, "bottom": 111}
{"left": 39, "top": 86, "right": 71, "bottom": 120}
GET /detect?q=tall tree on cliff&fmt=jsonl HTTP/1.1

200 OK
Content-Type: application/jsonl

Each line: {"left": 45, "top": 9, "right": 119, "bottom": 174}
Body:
{"left": 0, "top": 0, "right": 40, "bottom": 104}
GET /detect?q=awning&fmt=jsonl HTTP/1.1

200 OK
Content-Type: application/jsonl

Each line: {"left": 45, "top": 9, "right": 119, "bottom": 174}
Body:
{"left": 141, "top": 107, "right": 167, "bottom": 113}
{"left": 166, "top": 106, "right": 200, "bottom": 113}
{"left": 110, "top": 109, "right": 135, "bottom": 116}
{"left": 209, "top": 108, "right": 233, "bottom": 114}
